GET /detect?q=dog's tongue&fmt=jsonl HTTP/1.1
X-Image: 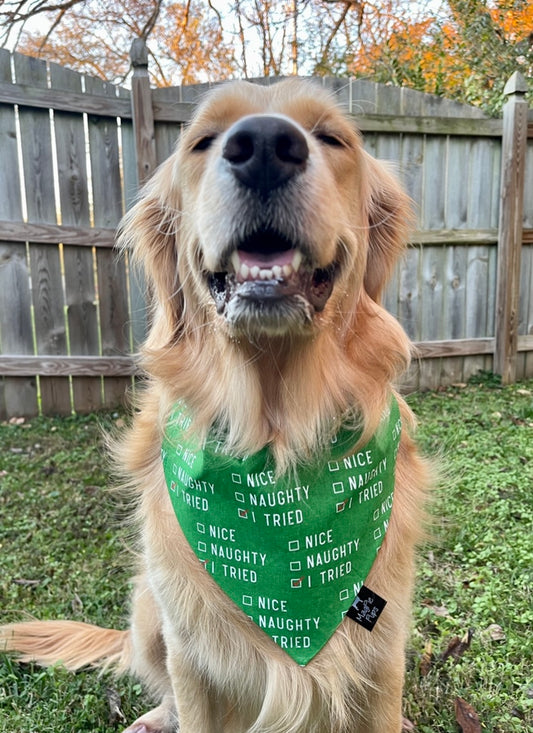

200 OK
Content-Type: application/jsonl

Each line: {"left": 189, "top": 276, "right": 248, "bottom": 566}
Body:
{"left": 237, "top": 249, "right": 294, "bottom": 269}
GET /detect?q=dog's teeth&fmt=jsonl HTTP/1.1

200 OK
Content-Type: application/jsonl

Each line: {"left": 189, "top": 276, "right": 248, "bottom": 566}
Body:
{"left": 260, "top": 269, "right": 273, "bottom": 280}
{"left": 231, "top": 251, "right": 241, "bottom": 273}
{"left": 292, "top": 250, "right": 302, "bottom": 273}
{"left": 272, "top": 265, "right": 283, "bottom": 279}
{"left": 240, "top": 263, "right": 250, "bottom": 280}
{"left": 282, "top": 264, "right": 293, "bottom": 278}
{"left": 250, "top": 265, "right": 261, "bottom": 279}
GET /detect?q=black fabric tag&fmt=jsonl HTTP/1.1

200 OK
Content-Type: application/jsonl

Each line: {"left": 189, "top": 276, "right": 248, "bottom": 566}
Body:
{"left": 346, "top": 585, "right": 387, "bottom": 631}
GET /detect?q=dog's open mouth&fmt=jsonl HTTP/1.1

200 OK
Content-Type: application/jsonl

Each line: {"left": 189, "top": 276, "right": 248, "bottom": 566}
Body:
{"left": 207, "top": 229, "right": 338, "bottom": 321}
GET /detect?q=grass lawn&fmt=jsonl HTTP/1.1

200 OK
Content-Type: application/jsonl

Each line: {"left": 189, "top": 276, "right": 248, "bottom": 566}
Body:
{"left": 1, "top": 374, "right": 532, "bottom": 732}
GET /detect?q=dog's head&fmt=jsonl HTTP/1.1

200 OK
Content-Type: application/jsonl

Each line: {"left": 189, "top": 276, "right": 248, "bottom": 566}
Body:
{"left": 121, "top": 80, "right": 410, "bottom": 343}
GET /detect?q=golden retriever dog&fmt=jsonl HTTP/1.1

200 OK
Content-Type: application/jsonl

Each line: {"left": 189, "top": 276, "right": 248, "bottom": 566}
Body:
{"left": 1, "top": 80, "right": 429, "bottom": 733}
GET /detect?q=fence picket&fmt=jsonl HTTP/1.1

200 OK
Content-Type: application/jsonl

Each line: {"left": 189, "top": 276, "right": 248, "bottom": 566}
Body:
{"left": 14, "top": 53, "right": 72, "bottom": 415}
{"left": 0, "top": 51, "right": 39, "bottom": 417}
{"left": 49, "top": 62, "right": 102, "bottom": 412}
{"left": 86, "top": 74, "right": 132, "bottom": 408}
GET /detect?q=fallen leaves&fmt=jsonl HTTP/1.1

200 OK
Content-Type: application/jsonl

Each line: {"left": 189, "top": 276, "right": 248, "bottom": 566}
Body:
{"left": 421, "top": 599, "right": 450, "bottom": 617}
{"left": 455, "top": 697, "right": 482, "bottom": 732}
{"left": 420, "top": 639, "right": 433, "bottom": 676}
{"left": 12, "top": 577, "right": 41, "bottom": 587}
{"left": 106, "top": 687, "right": 126, "bottom": 726}
{"left": 413, "top": 625, "right": 513, "bottom": 730}
{"left": 483, "top": 623, "right": 506, "bottom": 642}
{"left": 441, "top": 629, "right": 474, "bottom": 662}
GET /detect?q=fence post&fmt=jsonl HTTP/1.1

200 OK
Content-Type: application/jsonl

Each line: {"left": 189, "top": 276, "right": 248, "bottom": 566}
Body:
{"left": 130, "top": 38, "right": 157, "bottom": 186}
{"left": 494, "top": 71, "right": 528, "bottom": 384}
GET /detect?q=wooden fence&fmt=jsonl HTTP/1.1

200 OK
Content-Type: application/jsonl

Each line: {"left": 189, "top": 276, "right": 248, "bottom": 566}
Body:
{"left": 0, "top": 45, "right": 531, "bottom": 418}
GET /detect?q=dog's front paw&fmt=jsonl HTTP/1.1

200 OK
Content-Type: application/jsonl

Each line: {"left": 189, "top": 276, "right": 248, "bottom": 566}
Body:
{"left": 123, "top": 722, "right": 177, "bottom": 733}
{"left": 123, "top": 701, "right": 178, "bottom": 733}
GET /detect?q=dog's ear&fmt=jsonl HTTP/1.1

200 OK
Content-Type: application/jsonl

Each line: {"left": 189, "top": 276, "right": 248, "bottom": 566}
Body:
{"left": 117, "top": 157, "right": 184, "bottom": 336}
{"left": 363, "top": 152, "right": 412, "bottom": 302}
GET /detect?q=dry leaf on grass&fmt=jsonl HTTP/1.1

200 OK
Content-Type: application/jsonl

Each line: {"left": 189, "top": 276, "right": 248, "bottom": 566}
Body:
{"left": 420, "top": 639, "right": 433, "bottom": 676}
{"left": 441, "top": 629, "right": 473, "bottom": 661}
{"left": 455, "top": 696, "right": 481, "bottom": 732}
{"left": 106, "top": 687, "right": 126, "bottom": 725}
{"left": 484, "top": 623, "right": 506, "bottom": 642}
{"left": 12, "top": 578, "right": 41, "bottom": 587}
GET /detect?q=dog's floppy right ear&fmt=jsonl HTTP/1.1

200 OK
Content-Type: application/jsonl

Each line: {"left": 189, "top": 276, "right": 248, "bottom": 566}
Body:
{"left": 117, "top": 157, "right": 184, "bottom": 336}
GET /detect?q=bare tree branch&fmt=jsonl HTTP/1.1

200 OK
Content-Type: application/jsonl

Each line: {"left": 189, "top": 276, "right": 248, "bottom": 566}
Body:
{"left": 315, "top": 1, "right": 352, "bottom": 72}
{"left": 38, "top": 6, "right": 68, "bottom": 52}
{"left": 139, "top": 0, "right": 165, "bottom": 42}
{"left": 234, "top": 0, "right": 249, "bottom": 77}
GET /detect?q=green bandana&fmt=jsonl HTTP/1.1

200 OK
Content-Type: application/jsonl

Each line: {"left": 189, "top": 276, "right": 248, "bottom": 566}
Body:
{"left": 161, "top": 398, "right": 401, "bottom": 665}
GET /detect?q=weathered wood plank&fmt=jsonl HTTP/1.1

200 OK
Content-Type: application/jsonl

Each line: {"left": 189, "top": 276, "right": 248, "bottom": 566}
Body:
{"left": 494, "top": 73, "right": 529, "bottom": 383}
{"left": 0, "top": 220, "right": 116, "bottom": 246}
{"left": 86, "top": 73, "right": 131, "bottom": 408}
{"left": 28, "top": 243, "right": 71, "bottom": 414}
{"left": 2, "top": 222, "right": 516, "bottom": 249}
{"left": 152, "top": 86, "right": 182, "bottom": 164}
{"left": 517, "top": 244, "right": 533, "bottom": 379}
{"left": 399, "top": 134, "right": 424, "bottom": 203}
{"left": 0, "top": 243, "right": 38, "bottom": 417}
{"left": 421, "top": 136, "right": 447, "bottom": 230}
{"left": 523, "top": 142, "right": 533, "bottom": 227}
{"left": 349, "top": 79, "right": 378, "bottom": 115}
{"left": 0, "top": 80, "right": 131, "bottom": 118}
{"left": 467, "top": 137, "right": 499, "bottom": 228}
{"left": 0, "top": 52, "right": 37, "bottom": 418}
{"left": 356, "top": 115, "right": 502, "bottom": 137}
{"left": 442, "top": 245, "right": 468, "bottom": 380}
{"left": 1, "top": 74, "right": 504, "bottom": 136}
{"left": 13, "top": 54, "right": 56, "bottom": 225}
{"left": 119, "top": 111, "right": 148, "bottom": 349}
{"left": 445, "top": 137, "right": 470, "bottom": 229}
{"left": 464, "top": 244, "right": 495, "bottom": 380}
{"left": 414, "top": 338, "right": 494, "bottom": 358}
{"left": 130, "top": 39, "right": 157, "bottom": 185}
{"left": 0, "top": 53, "right": 16, "bottom": 417}
{"left": 5, "top": 336, "right": 526, "bottom": 374}
{"left": 0, "top": 355, "right": 138, "bottom": 376}
{"left": 14, "top": 53, "right": 71, "bottom": 415}
{"left": 50, "top": 62, "right": 103, "bottom": 412}
{"left": 398, "top": 247, "right": 421, "bottom": 340}
{"left": 420, "top": 246, "right": 445, "bottom": 341}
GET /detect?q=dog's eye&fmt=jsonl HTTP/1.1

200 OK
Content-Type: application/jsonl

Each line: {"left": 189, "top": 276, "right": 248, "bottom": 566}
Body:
{"left": 191, "top": 136, "right": 216, "bottom": 152}
{"left": 315, "top": 132, "right": 345, "bottom": 148}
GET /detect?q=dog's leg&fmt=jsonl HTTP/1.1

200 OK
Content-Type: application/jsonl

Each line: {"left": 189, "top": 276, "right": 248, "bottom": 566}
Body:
{"left": 354, "top": 663, "right": 404, "bottom": 733}
{"left": 166, "top": 648, "right": 225, "bottom": 733}
{"left": 124, "top": 576, "right": 178, "bottom": 732}
{"left": 128, "top": 575, "right": 174, "bottom": 694}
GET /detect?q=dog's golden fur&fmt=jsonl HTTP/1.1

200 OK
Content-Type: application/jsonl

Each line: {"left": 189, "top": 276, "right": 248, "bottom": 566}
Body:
{"left": 0, "top": 80, "right": 430, "bottom": 732}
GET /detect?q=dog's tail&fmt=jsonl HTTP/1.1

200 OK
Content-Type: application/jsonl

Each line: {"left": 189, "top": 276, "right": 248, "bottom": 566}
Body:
{"left": 0, "top": 620, "right": 131, "bottom": 673}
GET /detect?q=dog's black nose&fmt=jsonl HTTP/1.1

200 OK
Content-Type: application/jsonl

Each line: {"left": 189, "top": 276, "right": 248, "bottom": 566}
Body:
{"left": 222, "top": 115, "right": 309, "bottom": 194}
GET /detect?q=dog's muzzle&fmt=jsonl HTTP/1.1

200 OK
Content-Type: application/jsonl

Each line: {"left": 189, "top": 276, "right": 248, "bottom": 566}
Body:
{"left": 206, "top": 116, "right": 338, "bottom": 334}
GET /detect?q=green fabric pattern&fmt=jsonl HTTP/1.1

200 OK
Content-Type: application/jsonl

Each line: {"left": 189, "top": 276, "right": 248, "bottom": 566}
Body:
{"left": 161, "top": 398, "right": 401, "bottom": 665}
